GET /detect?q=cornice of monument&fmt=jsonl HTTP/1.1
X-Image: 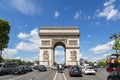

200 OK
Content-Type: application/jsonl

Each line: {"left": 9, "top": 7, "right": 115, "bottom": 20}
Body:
{"left": 39, "top": 32, "right": 80, "bottom": 36}
{"left": 40, "top": 26, "right": 80, "bottom": 30}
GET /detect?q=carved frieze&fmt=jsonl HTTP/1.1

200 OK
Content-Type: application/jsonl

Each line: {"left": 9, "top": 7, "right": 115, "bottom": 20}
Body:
{"left": 69, "top": 40, "right": 78, "bottom": 45}
{"left": 41, "top": 40, "right": 50, "bottom": 46}
{"left": 70, "top": 50, "right": 77, "bottom": 61}
{"left": 43, "top": 50, "right": 49, "bottom": 61}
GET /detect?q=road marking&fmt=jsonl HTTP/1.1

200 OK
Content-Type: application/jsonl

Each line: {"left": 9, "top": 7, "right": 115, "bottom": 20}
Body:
{"left": 9, "top": 75, "right": 24, "bottom": 80}
{"left": 62, "top": 73, "right": 67, "bottom": 80}
{"left": 53, "top": 71, "right": 58, "bottom": 80}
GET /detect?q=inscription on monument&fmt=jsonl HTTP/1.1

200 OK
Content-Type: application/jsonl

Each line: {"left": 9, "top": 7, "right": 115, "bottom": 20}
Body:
{"left": 41, "top": 40, "right": 50, "bottom": 46}
{"left": 69, "top": 40, "right": 77, "bottom": 45}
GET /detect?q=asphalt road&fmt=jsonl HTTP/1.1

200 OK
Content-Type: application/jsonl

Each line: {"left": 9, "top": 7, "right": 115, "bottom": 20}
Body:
{"left": 64, "top": 68, "right": 109, "bottom": 80}
{"left": 0, "top": 68, "right": 109, "bottom": 80}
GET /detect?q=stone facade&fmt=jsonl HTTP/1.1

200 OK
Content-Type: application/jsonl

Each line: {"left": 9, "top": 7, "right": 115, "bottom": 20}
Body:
{"left": 39, "top": 27, "right": 80, "bottom": 66}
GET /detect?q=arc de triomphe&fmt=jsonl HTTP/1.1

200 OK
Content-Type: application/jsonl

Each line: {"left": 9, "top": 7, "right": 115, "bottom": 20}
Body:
{"left": 39, "top": 27, "right": 80, "bottom": 66}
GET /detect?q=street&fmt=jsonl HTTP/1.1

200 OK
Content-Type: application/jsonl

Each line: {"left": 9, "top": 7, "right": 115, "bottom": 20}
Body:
{"left": 0, "top": 68, "right": 109, "bottom": 80}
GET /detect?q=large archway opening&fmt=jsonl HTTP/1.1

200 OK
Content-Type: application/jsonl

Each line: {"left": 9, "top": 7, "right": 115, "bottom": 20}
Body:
{"left": 53, "top": 42, "right": 66, "bottom": 65}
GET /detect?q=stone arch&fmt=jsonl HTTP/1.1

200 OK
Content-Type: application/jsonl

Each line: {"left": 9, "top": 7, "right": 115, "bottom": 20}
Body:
{"left": 39, "top": 27, "right": 80, "bottom": 66}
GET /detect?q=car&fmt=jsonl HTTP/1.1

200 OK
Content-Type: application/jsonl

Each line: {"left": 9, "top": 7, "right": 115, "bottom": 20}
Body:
{"left": 107, "top": 71, "right": 120, "bottom": 80}
{"left": 12, "top": 66, "right": 27, "bottom": 75}
{"left": 51, "top": 65, "right": 57, "bottom": 70}
{"left": 69, "top": 66, "right": 82, "bottom": 77}
{"left": 82, "top": 66, "right": 96, "bottom": 75}
{"left": 38, "top": 65, "right": 47, "bottom": 71}
{"left": 0, "top": 62, "right": 19, "bottom": 75}
{"left": 33, "top": 65, "right": 39, "bottom": 70}
{"left": 24, "top": 66, "right": 33, "bottom": 72}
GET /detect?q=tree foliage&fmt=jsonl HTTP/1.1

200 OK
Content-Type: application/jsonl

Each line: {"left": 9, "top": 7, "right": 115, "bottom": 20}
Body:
{"left": 0, "top": 19, "right": 11, "bottom": 62}
{"left": 4, "top": 59, "right": 33, "bottom": 66}
{"left": 112, "top": 32, "right": 120, "bottom": 53}
{"left": 98, "top": 61, "right": 106, "bottom": 67}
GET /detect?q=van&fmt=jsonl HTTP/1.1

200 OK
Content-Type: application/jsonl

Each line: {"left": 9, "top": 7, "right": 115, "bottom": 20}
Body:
{"left": 0, "top": 62, "right": 19, "bottom": 75}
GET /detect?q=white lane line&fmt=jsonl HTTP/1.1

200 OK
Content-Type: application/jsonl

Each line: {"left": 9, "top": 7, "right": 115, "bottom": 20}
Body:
{"left": 63, "top": 73, "right": 67, "bottom": 80}
{"left": 9, "top": 75, "right": 24, "bottom": 80}
{"left": 53, "top": 71, "right": 58, "bottom": 80}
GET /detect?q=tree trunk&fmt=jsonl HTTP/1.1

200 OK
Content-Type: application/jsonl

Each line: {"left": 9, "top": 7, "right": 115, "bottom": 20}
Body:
{"left": 0, "top": 50, "right": 3, "bottom": 62}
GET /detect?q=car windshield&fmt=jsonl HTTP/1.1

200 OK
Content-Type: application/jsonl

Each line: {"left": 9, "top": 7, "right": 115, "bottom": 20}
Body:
{"left": 72, "top": 67, "right": 79, "bottom": 70}
{"left": 40, "top": 65, "right": 45, "bottom": 68}
{"left": 86, "top": 66, "right": 93, "bottom": 69}
{"left": 15, "top": 67, "right": 20, "bottom": 70}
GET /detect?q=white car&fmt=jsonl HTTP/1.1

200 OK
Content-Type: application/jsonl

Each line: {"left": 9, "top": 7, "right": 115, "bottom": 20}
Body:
{"left": 50, "top": 65, "right": 57, "bottom": 70}
{"left": 82, "top": 66, "right": 96, "bottom": 75}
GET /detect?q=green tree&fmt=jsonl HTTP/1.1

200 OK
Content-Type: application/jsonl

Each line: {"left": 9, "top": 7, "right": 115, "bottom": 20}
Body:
{"left": 98, "top": 61, "right": 106, "bottom": 67}
{"left": 0, "top": 19, "right": 11, "bottom": 62}
{"left": 112, "top": 32, "right": 120, "bottom": 53}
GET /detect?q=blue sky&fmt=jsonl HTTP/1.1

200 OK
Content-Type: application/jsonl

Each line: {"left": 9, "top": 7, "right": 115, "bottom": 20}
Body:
{"left": 0, "top": 0, "right": 120, "bottom": 63}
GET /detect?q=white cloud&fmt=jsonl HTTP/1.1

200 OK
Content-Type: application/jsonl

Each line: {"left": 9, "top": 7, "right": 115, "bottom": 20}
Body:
{"left": 16, "top": 42, "right": 39, "bottom": 51}
{"left": 79, "top": 53, "right": 84, "bottom": 59}
{"left": 104, "top": 0, "right": 115, "bottom": 6}
{"left": 17, "top": 32, "right": 30, "bottom": 39}
{"left": 82, "top": 40, "right": 90, "bottom": 43}
{"left": 96, "top": 22, "right": 100, "bottom": 25}
{"left": 87, "top": 35, "right": 91, "bottom": 38}
{"left": 1, "top": 28, "right": 40, "bottom": 61}
{"left": 55, "top": 50, "right": 64, "bottom": 57}
{"left": 14, "top": 56, "right": 39, "bottom": 62}
{"left": 64, "top": 7, "right": 67, "bottom": 10}
{"left": 87, "top": 16, "right": 91, "bottom": 19}
{"left": 2, "top": 49, "right": 18, "bottom": 59}
{"left": 90, "top": 40, "right": 114, "bottom": 53}
{"left": 97, "top": 0, "right": 120, "bottom": 20}
{"left": 10, "top": 0, "right": 40, "bottom": 15}
{"left": 54, "top": 11, "right": 60, "bottom": 18}
{"left": 74, "top": 11, "right": 82, "bottom": 19}
{"left": 14, "top": 57, "right": 21, "bottom": 59}
{"left": 22, "top": 56, "right": 39, "bottom": 62}
{"left": 16, "top": 28, "right": 40, "bottom": 52}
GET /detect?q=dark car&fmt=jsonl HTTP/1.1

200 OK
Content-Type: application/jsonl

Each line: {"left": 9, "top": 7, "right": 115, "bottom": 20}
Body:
{"left": 33, "top": 65, "right": 39, "bottom": 70}
{"left": 12, "top": 67, "right": 27, "bottom": 75}
{"left": 24, "top": 66, "right": 33, "bottom": 72}
{"left": 38, "top": 65, "right": 47, "bottom": 71}
{"left": 107, "top": 71, "right": 120, "bottom": 80}
{"left": 0, "top": 62, "right": 19, "bottom": 75}
{"left": 69, "top": 66, "right": 82, "bottom": 77}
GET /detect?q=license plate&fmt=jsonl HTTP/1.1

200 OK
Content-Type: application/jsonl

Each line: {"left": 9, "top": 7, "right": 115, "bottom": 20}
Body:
{"left": 74, "top": 71, "right": 78, "bottom": 72}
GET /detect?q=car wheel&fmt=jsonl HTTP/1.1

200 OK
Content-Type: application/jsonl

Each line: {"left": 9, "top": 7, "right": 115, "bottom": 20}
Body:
{"left": 12, "top": 72, "right": 15, "bottom": 75}
{"left": 79, "top": 74, "right": 82, "bottom": 77}
{"left": 108, "top": 77, "right": 113, "bottom": 80}
{"left": 1, "top": 71, "right": 4, "bottom": 75}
